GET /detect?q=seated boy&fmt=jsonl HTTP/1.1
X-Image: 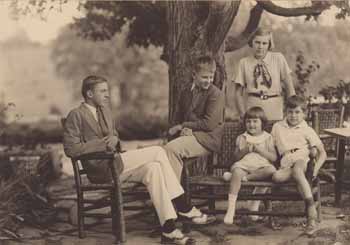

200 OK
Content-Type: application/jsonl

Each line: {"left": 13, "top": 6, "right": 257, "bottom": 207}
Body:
{"left": 271, "top": 95, "right": 327, "bottom": 232}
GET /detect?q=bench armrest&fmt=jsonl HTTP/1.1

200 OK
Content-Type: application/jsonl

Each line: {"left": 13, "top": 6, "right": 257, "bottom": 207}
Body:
{"left": 74, "top": 151, "right": 115, "bottom": 161}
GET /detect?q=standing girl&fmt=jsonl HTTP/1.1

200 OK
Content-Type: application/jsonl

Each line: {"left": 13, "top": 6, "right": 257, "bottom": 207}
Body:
{"left": 223, "top": 107, "right": 277, "bottom": 224}
{"left": 234, "top": 27, "right": 295, "bottom": 121}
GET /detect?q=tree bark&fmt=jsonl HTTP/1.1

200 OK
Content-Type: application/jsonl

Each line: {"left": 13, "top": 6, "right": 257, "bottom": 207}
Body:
{"left": 166, "top": 1, "right": 239, "bottom": 125}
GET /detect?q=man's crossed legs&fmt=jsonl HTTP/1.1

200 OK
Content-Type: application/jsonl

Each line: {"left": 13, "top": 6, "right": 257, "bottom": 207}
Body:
{"left": 117, "top": 145, "right": 210, "bottom": 244}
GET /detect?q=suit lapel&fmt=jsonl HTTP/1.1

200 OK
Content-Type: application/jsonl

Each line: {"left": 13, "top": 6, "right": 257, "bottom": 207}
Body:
{"left": 190, "top": 87, "right": 208, "bottom": 114}
{"left": 184, "top": 88, "right": 194, "bottom": 120}
{"left": 79, "top": 104, "right": 103, "bottom": 137}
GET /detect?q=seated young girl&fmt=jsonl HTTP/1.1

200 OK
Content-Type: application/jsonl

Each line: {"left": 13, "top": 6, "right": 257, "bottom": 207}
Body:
{"left": 223, "top": 106, "right": 277, "bottom": 224}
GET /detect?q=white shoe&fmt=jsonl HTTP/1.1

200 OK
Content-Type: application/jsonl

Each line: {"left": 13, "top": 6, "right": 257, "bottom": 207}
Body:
{"left": 178, "top": 207, "right": 216, "bottom": 225}
{"left": 161, "top": 229, "right": 195, "bottom": 244}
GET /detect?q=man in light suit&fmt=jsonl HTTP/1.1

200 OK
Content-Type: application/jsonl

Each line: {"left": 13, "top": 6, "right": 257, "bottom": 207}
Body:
{"left": 63, "top": 75, "right": 210, "bottom": 244}
{"left": 165, "top": 56, "right": 225, "bottom": 181}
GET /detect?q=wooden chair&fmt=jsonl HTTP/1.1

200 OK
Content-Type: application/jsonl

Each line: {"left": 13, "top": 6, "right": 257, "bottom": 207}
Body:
{"left": 61, "top": 118, "right": 152, "bottom": 244}
{"left": 182, "top": 121, "right": 322, "bottom": 222}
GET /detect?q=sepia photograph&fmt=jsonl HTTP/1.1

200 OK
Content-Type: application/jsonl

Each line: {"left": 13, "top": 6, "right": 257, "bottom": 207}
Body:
{"left": 1, "top": 0, "right": 350, "bottom": 244}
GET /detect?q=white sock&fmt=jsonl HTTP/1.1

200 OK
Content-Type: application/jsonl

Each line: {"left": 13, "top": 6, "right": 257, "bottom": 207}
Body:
{"left": 224, "top": 194, "right": 237, "bottom": 224}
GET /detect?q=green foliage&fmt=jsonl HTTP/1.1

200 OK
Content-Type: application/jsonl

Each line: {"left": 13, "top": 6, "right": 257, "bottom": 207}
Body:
{"left": 51, "top": 25, "right": 169, "bottom": 139}
{"left": 319, "top": 80, "right": 350, "bottom": 102}
{"left": 73, "top": 1, "right": 167, "bottom": 47}
{"left": 294, "top": 50, "right": 320, "bottom": 99}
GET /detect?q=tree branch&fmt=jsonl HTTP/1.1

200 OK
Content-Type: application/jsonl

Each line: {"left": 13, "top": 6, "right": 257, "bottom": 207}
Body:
{"left": 256, "top": 0, "right": 331, "bottom": 17}
{"left": 225, "top": 4, "right": 263, "bottom": 52}
{"left": 206, "top": 1, "right": 241, "bottom": 54}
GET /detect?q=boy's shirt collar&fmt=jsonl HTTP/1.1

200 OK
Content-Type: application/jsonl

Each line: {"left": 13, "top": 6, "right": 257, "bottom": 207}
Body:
{"left": 190, "top": 83, "right": 211, "bottom": 92}
{"left": 281, "top": 119, "right": 308, "bottom": 129}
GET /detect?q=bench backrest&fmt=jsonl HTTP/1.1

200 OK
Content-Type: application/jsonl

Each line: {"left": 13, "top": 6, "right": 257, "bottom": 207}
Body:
{"left": 215, "top": 120, "right": 277, "bottom": 171}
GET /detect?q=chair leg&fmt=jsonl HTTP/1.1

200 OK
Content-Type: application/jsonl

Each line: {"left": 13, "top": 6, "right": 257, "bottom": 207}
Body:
{"left": 182, "top": 167, "right": 192, "bottom": 234}
{"left": 77, "top": 200, "right": 86, "bottom": 238}
{"left": 316, "top": 181, "right": 322, "bottom": 221}
{"left": 112, "top": 177, "right": 126, "bottom": 243}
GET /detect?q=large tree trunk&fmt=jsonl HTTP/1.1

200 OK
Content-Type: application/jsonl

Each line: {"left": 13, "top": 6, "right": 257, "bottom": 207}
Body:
{"left": 166, "top": 1, "right": 240, "bottom": 125}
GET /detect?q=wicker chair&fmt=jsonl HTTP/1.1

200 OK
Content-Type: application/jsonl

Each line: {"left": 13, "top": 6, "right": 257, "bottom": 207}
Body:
{"left": 311, "top": 104, "right": 345, "bottom": 180}
{"left": 61, "top": 118, "right": 152, "bottom": 244}
{"left": 182, "top": 121, "right": 322, "bottom": 222}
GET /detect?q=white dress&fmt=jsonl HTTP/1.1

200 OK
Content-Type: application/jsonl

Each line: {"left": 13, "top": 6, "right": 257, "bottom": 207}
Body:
{"left": 231, "top": 131, "right": 275, "bottom": 173}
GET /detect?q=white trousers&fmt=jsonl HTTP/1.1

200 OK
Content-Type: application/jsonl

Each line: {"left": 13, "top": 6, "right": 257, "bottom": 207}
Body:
{"left": 119, "top": 146, "right": 184, "bottom": 225}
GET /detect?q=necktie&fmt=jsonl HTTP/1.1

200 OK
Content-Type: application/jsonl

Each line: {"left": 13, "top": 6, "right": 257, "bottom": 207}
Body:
{"left": 253, "top": 62, "right": 272, "bottom": 89}
{"left": 96, "top": 106, "right": 110, "bottom": 137}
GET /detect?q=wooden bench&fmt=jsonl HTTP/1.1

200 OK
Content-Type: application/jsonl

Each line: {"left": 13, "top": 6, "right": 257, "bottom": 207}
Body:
{"left": 182, "top": 120, "right": 323, "bottom": 221}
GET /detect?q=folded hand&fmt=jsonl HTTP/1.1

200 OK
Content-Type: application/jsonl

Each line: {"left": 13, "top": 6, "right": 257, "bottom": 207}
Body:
{"left": 103, "top": 136, "right": 119, "bottom": 152}
{"left": 180, "top": 127, "right": 193, "bottom": 136}
{"left": 168, "top": 124, "right": 183, "bottom": 136}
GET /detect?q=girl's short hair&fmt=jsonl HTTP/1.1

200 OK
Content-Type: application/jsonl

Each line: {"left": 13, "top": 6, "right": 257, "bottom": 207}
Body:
{"left": 248, "top": 27, "right": 275, "bottom": 50}
{"left": 243, "top": 106, "right": 268, "bottom": 130}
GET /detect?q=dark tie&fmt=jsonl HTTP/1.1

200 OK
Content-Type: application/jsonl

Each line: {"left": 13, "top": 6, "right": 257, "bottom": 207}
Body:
{"left": 253, "top": 62, "right": 272, "bottom": 89}
{"left": 96, "top": 106, "right": 110, "bottom": 137}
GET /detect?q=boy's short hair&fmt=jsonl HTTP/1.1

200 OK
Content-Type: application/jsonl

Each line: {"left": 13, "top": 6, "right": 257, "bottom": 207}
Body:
{"left": 244, "top": 106, "right": 268, "bottom": 130}
{"left": 193, "top": 55, "right": 216, "bottom": 73}
{"left": 81, "top": 75, "right": 108, "bottom": 99}
{"left": 286, "top": 95, "right": 307, "bottom": 111}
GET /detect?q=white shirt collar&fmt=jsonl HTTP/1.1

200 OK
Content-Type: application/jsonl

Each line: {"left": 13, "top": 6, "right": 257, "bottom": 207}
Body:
{"left": 281, "top": 119, "right": 308, "bottom": 129}
{"left": 253, "top": 51, "right": 271, "bottom": 63}
{"left": 242, "top": 131, "right": 269, "bottom": 144}
{"left": 84, "top": 102, "right": 98, "bottom": 121}
{"left": 191, "top": 83, "right": 211, "bottom": 92}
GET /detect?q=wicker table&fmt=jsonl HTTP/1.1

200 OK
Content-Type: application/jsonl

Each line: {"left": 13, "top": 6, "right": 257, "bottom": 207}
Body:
{"left": 323, "top": 128, "right": 350, "bottom": 205}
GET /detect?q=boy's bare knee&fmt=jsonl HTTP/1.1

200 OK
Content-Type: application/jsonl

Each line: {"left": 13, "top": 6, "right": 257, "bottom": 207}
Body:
{"left": 272, "top": 171, "right": 288, "bottom": 183}
{"left": 266, "top": 166, "right": 277, "bottom": 175}
{"left": 232, "top": 168, "right": 246, "bottom": 179}
{"left": 272, "top": 172, "right": 283, "bottom": 183}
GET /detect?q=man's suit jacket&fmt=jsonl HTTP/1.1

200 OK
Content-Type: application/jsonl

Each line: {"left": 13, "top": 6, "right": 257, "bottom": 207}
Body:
{"left": 174, "top": 84, "right": 225, "bottom": 153}
{"left": 63, "top": 103, "right": 118, "bottom": 183}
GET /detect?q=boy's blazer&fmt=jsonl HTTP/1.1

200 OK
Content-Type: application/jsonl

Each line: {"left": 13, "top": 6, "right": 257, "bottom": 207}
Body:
{"left": 174, "top": 84, "right": 224, "bottom": 153}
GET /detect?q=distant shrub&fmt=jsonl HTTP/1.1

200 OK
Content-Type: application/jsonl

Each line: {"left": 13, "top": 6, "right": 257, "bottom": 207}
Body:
{"left": 116, "top": 107, "right": 168, "bottom": 140}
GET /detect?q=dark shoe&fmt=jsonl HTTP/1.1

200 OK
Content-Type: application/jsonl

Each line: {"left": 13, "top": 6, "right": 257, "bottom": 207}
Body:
{"left": 178, "top": 207, "right": 216, "bottom": 225}
{"left": 161, "top": 229, "right": 195, "bottom": 245}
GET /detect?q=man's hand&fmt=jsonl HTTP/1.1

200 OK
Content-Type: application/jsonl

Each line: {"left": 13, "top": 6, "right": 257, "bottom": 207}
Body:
{"left": 168, "top": 124, "right": 183, "bottom": 136}
{"left": 180, "top": 127, "right": 193, "bottom": 136}
{"left": 103, "top": 136, "right": 119, "bottom": 152}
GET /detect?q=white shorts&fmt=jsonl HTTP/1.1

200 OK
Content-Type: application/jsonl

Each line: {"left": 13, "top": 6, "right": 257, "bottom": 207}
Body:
{"left": 280, "top": 149, "right": 309, "bottom": 169}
